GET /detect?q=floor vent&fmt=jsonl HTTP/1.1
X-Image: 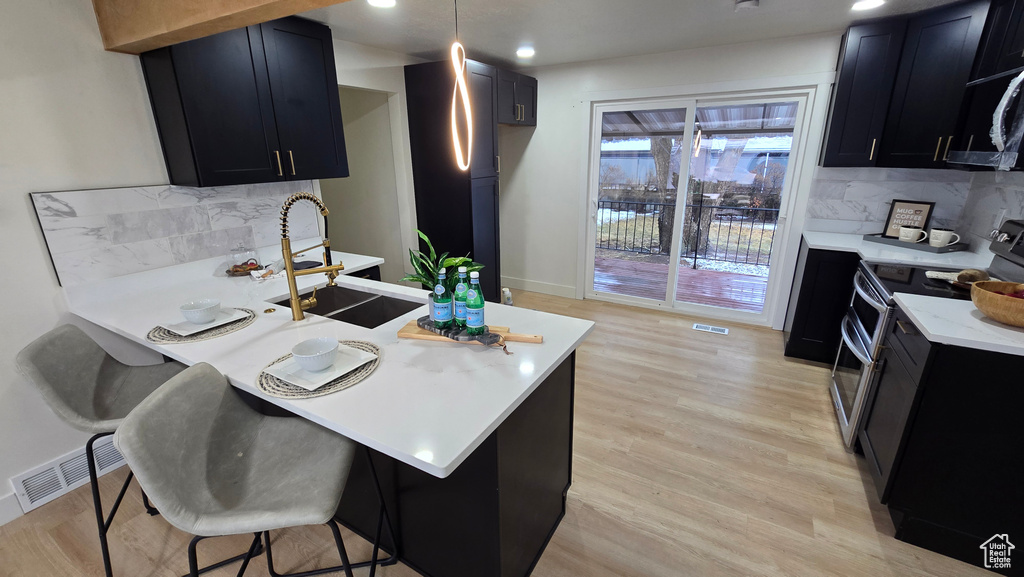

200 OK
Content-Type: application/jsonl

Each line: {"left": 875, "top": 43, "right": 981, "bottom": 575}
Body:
{"left": 10, "top": 438, "right": 126, "bottom": 514}
{"left": 693, "top": 323, "right": 729, "bottom": 335}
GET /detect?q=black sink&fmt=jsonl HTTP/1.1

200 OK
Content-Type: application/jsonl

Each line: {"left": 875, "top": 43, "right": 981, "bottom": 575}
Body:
{"left": 273, "top": 285, "right": 422, "bottom": 329}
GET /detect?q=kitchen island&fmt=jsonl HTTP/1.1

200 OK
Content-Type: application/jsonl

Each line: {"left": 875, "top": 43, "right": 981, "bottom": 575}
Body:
{"left": 62, "top": 241, "right": 595, "bottom": 577}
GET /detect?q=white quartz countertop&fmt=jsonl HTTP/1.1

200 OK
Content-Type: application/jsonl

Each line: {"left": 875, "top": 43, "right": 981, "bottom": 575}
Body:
{"left": 63, "top": 242, "right": 595, "bottom": 478}
{"left": 893, "top": 293, "right": 1024, "bottom": 357}
{"left": 802, "top": 231, "right": 993, "bottom": 269}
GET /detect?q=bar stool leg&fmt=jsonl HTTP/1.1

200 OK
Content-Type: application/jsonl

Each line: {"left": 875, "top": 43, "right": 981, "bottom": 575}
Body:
{"left": 86, "top": 433, "right": 115, "bottom": 577}
{"left": 185, "top": 534, "right": 264, "bottom": 577}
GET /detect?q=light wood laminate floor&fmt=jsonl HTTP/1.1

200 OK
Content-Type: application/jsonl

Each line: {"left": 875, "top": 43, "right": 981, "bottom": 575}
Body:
{"left": 0, "top": 292, "right": 989, "bottom": 577}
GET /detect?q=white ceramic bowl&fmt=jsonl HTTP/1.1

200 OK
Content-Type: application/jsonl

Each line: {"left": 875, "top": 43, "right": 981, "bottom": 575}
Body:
{"left": 180, "top": 299, "right": 221, "bottom": 324}
{"left": 292, "top": 337, "right": 339, "bottom": 372}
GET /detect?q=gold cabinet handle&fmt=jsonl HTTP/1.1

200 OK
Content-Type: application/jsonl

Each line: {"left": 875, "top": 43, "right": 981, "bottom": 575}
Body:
{"left": 497, "top": 155, "right": 501, "bottom": 173}
{"left": 896, "top": 320, "right": 917, "bottom": 335}
{"left": 869, "top": 138, "right": 877, "bottom": 161}
{"left": 517, "top": 103, "right": 523, "bottom": 121}
{"left": 942, "top": 136, "right": 953, "bottom": 161}
{"left": 274, "top": 150, "right": 283, "bottom": 176}
{"left": 933, "top": 137, "right": 943, "bottom": 162}
{"left": 288, "top": 150, "right": 296, "bottom": 176}
{"left": 967, "top": 134, "right": 975, "bottom": 152}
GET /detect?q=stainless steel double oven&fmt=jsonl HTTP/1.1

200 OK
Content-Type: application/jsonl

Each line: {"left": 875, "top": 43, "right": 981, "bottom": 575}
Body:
{"left": 830, "top": 263, "right": 894, "bottom": 449}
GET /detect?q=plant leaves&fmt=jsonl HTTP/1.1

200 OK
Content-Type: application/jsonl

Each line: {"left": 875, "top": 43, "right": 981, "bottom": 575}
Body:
{"left": 416, "top": 229, "right": 436, "bottom": 263}
{"left": 408, "top": 249, "right": 428, "bottom": 278}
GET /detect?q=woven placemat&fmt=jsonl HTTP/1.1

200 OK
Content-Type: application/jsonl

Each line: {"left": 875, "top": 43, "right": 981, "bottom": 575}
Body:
{"left": 256, "top": 341, "right": 381, "bottom": 399}
{"left": 146, "top": 308, "right": 257, "bottom": 344}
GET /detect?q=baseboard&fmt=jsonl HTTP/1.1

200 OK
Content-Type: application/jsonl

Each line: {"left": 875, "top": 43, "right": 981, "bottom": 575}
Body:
{"left": 500, "top": 276, "right": 577, "bottom": 299}
{"left": 0, "top": 491, "right": 23, "bottom": 527}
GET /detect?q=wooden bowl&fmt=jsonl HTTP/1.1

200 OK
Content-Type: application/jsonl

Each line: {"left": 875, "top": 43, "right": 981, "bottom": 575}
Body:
{"left": 971, "top": 281, "right": 1024, "bottom": 328}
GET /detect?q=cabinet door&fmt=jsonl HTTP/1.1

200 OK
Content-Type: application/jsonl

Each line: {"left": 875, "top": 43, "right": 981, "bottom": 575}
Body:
{"left": 496, "top": 69, "right": 519, "bottom": 125}
{"left": 471, "top": 177, "right": 501, "bottom": 302}
{"left": 821, "top": 21, "right": 906, "bottom": 167}
{"left": 859, "top": 344, "right": 918, "bottom": 503}
{"left": 783, "top": 242, "right": 861, "bottom": 363}
{"left": 879, "top": 1, "right": 989, "bottom": 168}
{"left": 159, "top": 26, "right": 284, "bottom": 187}
{"left": 468, "top": 61, "right": 499, "bottom": 179}
{"left": 516, "top": 74, "right": 538, "bottom": 126}
{"left": 261, "top": 17, "right": 349, "bottom": 180}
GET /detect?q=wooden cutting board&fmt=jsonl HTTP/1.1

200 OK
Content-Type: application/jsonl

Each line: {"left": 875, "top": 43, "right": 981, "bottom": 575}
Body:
{"left": 397, "top": 320, "right": 543, "bottom": 344}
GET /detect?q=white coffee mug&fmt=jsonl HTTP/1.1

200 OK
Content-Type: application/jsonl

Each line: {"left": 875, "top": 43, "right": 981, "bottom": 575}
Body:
{"left": 899, "top": 226, "right": 928, "bottom": 243}
{"left": 929, "top": 228, "right": 961, "bottom": 247}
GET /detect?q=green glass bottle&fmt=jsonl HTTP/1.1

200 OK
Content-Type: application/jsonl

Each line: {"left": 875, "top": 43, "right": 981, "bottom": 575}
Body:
{"left": 432, "top": 268, "right": 453, "bottom": 329}
{"left": 465, "top": 271, "right": 486, "bottom": 335}
{"left": 453, "top": 266, "right": 469, "bottom": 330}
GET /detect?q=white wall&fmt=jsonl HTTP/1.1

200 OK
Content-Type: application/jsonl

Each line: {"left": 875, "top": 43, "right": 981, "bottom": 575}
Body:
{"left": 329, "top": 39, "right": 424, "bottom": 279}
{"left": 322, "top": 87, "right": 406, "bottom": 283}
{"left": 0, "top": 0, "right": 169, "bottom": 522}
{"left": 497, "top": 33, "right": 843, "bottom": 298}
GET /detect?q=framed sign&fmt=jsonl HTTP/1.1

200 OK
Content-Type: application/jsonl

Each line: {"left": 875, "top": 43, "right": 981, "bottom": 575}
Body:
{"left": 882, "top": 200, "right": 935, "bottom": 238}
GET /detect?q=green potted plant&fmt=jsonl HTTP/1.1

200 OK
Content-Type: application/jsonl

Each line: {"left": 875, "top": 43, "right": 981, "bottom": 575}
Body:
{"left": 400, "top": 230, "right": 484, "bottom": 293}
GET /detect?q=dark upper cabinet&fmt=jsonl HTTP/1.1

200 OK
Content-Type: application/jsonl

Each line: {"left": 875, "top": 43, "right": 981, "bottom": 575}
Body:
{"left": 497, "top": 69, "right": 538, "bottom": 126}
{"left": 878, "top": 1, "right": 989, "bottom": 168}
{"left": 973, "top": 0, "right": 1024, "bottom": 79}
{"left": 821, "top": 20, "right": 907, "bottom": 167}
{"left": 468, "top": 61, "right": 499, "bottom": 179}
{"left": 260, "top": 18, "right": 349, "bottom": 181}
{"left": 141, "top": 16, "right": 348, "bottom": 187}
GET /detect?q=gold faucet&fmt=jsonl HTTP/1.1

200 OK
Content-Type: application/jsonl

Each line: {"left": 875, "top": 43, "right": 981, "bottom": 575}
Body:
{"left": 280, "top": 192, "right": 345, "bottom": 321}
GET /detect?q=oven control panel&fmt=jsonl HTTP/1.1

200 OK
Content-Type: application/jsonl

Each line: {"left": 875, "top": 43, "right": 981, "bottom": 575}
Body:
{"left": 990, "top": 219, "right": 1024, "bottom": 265}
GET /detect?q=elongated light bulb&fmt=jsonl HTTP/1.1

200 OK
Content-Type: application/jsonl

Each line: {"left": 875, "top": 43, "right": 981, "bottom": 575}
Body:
{"left": 451, "top": 41, "right": 473, "bottom": 171}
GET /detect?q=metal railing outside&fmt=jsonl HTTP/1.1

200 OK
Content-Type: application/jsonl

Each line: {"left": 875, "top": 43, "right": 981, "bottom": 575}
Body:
{"left": 596, "top": 199, "right": 779, "bottom": 266}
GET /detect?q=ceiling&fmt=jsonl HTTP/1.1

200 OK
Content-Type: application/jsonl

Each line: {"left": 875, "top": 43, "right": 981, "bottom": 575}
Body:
{"left": 302, "top": 0, "right": 959, "bottom": 70}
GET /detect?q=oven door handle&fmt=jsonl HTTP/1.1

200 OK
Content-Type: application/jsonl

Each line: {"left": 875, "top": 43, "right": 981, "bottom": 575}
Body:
{"left": 854, "top": 270, "right": 888, "bottom": 313}
{"left": 840, "top": 315, "right": 874, "bottom": 366}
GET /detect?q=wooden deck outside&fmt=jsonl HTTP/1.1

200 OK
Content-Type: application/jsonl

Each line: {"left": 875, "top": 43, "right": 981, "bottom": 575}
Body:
{"left": 594, "top": 256, "right": 767, "bottom": 312}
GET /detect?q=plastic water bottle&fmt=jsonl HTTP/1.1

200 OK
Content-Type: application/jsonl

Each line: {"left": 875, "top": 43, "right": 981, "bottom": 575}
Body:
{"left": 466, "top": 271, "right": 486, "bottom": 335}
{"left": 454, "top": 266, "right": 469, "bottom": 330}
{"left": 432, "top": 268, "right": 453, "bottom": 329}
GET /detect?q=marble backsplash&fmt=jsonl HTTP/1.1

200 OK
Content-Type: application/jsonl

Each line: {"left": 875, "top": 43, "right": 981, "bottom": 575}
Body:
{"left": 958, "top": 171, "right": 1024, "bottom": 246}
{"left": 804, "top": 167, "right": 971, "bottom": 234}
{"left": 32, "top": 181, "right": 321, "bottom": 285}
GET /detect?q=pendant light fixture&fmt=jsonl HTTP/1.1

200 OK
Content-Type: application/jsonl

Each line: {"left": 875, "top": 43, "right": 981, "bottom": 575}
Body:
{"left": 451, "top": 0, "right": 473, "bottom": 171}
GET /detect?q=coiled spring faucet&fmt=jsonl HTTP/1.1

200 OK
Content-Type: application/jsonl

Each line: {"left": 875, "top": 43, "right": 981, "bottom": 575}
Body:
{"left": 280, "top": 192, "right": 346, "bottom": 321}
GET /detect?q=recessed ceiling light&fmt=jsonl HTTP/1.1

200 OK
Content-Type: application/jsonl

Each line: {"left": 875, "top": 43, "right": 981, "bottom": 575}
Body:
{"left": 734, "top": 0, "right": 759, "bottom": 10}
{"left": 852, "top": 0, "right": 885, "bottom": 10}
{"left": 367, "top": 0, "right": 396, "bottom": 7}
{"left": 516, "top": 46, "right": 535, "bottom": 59}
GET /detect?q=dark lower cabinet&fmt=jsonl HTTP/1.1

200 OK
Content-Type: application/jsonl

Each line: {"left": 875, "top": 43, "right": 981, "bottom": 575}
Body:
{"left": 821, "top": 20, "right": 907, "bottom": 167}
{"left": 471, "top": 177, "right": 501, "bottom": 301}
{"left": 783, "top": 239, "right": 861, "bottom": 363}
{"left": 878, "top": 1, "right": 989, "bottom": 168}
{"left": 336, "top": 354, "right": 575, "bottom": 577}
{"left": 351, "top": 265, "right": 381, "bottom": 282}
{"left": 141, "top": 16, "right": 348, "bottom": 187}
{"left": 858, "top": 310, "right": 1024, "bottom": 575}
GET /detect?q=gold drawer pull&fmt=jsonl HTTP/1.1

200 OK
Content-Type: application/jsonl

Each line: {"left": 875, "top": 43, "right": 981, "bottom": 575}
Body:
{"left": 896, "top": 320, "right": 917, "bottom": 335}
{"left": 869, "top": 138, "right": 877, "bottom": 161}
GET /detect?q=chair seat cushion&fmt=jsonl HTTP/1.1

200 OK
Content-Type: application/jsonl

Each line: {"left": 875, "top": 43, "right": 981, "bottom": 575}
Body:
{"left": 114, "top": 363, "right": 357, "bottom": 536}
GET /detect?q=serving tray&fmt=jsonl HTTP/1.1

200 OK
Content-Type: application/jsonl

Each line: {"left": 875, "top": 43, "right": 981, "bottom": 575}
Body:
{"left": 862, "top": 233, "right": 970, "bottom": 253}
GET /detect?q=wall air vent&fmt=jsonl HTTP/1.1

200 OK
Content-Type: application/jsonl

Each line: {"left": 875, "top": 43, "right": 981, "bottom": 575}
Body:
{"left": 9, "top": 438, "right": 125, "bottom": 514}
{"left": 693, "top": 323, "right": 730, "bottom": 335}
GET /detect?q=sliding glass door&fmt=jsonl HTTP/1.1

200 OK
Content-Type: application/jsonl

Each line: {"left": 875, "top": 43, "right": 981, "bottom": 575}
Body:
{"left": 585, "top": 94, "right": 806, "bottom": 321}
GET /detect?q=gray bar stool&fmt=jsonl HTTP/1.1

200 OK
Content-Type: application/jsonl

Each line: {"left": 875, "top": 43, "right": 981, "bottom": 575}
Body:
{"left": 16, "top": 324, "right": 187, "bottom": 577}
{"left": 114, "top": 362, "right": 384, "bottom": 577}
